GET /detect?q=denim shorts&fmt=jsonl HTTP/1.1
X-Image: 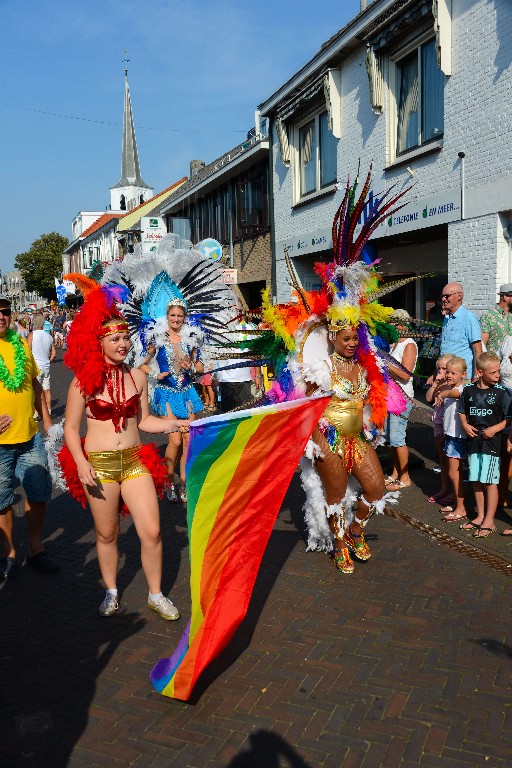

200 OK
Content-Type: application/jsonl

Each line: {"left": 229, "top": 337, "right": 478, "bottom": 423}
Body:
{"left": 444, "top": 435, "right": 467, "bottom": 460}
{"left": 0, "top": 432, "right": 52, "bottom": 509}
{"left": 385, "top": 401, "right": 413, "bottom": 448}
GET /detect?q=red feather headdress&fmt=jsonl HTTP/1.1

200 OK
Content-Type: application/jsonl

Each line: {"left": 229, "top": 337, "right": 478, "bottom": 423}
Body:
{"left": 63, "top": 274, "right": 125, "bottom": 397}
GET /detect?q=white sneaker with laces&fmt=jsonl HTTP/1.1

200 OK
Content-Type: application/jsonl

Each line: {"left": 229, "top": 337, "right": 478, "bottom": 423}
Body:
{"left": 99, "top": 593, "right": 119, "bottom": 616}
{"left": 148, "top": 595, "right": 180, "bottom": 621}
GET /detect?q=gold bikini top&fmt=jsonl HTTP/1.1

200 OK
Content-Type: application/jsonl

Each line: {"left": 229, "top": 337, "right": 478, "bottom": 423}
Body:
{"left": 330, "top": 359, "right": 369, "bottom": 401}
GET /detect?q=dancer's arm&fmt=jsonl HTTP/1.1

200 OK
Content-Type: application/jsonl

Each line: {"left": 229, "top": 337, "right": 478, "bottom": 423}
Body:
{"left": 64, "top": 378, "right": 97, "bottom": 486}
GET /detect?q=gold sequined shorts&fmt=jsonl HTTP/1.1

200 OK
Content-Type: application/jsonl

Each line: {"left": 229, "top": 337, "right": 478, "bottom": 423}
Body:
{"left": 87, "top": 445, "right": 150, "bottom": 484}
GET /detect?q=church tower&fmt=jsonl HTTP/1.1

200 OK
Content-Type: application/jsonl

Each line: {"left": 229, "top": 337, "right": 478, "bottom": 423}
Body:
{"left": 110, "top": 70, "right": 153, "bottom": 211}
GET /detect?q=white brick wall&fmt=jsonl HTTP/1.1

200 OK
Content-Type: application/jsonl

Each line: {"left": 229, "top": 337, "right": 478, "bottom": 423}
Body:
{"left": 270, "top": 0, "right": 512, "bottom": 307}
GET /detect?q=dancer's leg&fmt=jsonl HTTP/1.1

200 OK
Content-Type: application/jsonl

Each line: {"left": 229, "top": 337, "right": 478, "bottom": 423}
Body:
{"left": 86, "top": 482, "right": 122, "bottom": 590}
{"left": 121, "top": 475, "right": 163, "bottom": 594}
{"left": 351, "top": 446, "right": 386, "bottom": 534}
{"left": 311, "top": 428, "right": 353, "bottom": 572}
{"left": 165, "top": 431, "right": 181, "bottom": 480}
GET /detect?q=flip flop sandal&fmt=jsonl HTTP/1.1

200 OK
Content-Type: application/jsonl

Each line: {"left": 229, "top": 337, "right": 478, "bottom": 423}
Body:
{"left": 473, "top": 527, "right": 497, "bottom": 538}
{"left": 460, "top": 521, "right": 481, "bottom": 531}
{"left": 440, "top": 505, "right": 454, "bottom": 514}
{"left": 499, "top": 529, "right": 512, "bottom": 536}
{"left": 443, "top": 513, "right": 467, "bottom": 522}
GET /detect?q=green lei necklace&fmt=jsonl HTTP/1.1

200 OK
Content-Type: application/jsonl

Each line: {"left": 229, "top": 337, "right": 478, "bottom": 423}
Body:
{"left": 0, "top": 329, "right": 27, "bottom": 391}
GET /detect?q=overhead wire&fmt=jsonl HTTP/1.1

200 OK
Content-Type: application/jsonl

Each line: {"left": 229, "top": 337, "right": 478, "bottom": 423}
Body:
{"left": 0, "top": 102, "right": 247, "bottom": 133}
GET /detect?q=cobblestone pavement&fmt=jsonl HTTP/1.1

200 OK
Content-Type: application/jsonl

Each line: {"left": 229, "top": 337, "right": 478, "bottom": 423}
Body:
{"left": 2, "top": 354, "right": 512, "bottom": 767}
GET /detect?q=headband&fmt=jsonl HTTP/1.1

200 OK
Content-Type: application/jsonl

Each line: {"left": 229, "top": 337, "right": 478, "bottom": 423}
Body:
{"left": 98, "top": 322, "right": 129, "bottom": 339}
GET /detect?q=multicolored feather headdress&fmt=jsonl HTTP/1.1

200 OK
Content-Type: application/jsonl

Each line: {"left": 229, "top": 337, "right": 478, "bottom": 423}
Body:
{"left": 235, "top": 167, "right": 425, "bottom": 426}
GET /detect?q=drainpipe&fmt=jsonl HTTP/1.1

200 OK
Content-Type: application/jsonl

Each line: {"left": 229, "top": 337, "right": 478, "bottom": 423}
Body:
{"left": 458, "top": 151, "right": 465, "bottom": 220}
{"left": 228, "top": 184, "right": 234, "bottom": 269}
{"left": 267, "top": 120, "right": 277, "bottom": 303}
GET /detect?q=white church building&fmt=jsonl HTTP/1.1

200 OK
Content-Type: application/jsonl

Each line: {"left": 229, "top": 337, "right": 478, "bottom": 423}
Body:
{"left": 259, "top": 0, "right": 512, "bottom": 318}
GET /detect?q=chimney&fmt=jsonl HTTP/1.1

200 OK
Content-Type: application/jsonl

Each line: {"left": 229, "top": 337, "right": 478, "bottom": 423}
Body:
{"left": 190, "top": 160, "right": 206, "bottom": 177}
{"left": 360, "top": 0, "right": 368, "bottom": 10}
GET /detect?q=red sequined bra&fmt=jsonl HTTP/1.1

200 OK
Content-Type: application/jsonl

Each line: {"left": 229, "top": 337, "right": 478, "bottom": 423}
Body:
{"left": 86, "top": 364, "right": 140, "bottom": 432}
{"left": 87, "top": 393, "right": 139, "bottom": 421}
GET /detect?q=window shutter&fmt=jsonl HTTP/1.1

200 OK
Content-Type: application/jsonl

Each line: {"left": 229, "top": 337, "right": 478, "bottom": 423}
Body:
{"left": 366, "top": 44, "right": 385, "bottom": 113}
{"left": 323, "top": 68, "right": 341, "bottom": 138}
{"left": 433, "top": 0, "right": 452, "bottom": 76}
{"left": 276, "top": 117, "right": 291, "bottom": 165}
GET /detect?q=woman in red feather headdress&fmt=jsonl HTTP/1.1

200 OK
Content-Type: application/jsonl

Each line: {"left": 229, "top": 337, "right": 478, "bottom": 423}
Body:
{"left": 61, "top": 279, "right": 189, "bottom": 620}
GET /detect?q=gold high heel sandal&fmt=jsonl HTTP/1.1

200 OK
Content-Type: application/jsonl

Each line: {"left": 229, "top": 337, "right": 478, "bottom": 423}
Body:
{"left": 330, "top": 545, "right": 355, "bottom": 574}
{"left": 344, "top": 525, "right": 371, "bottom": 560}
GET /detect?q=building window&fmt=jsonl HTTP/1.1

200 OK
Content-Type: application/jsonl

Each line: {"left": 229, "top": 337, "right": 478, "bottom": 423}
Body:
{"left": 297, "top": 110, "right": 337, "bottom": 198}
{"left": 396, "top": 37, "right": 444, "bottom": 156}
{"left": 120, "top": 194, "right": 126, "bottom": 210}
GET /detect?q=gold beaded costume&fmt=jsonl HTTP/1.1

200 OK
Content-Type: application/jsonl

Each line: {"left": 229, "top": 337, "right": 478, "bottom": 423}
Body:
{"left": 318, "top": 360, "right": 370, "bottom": 472}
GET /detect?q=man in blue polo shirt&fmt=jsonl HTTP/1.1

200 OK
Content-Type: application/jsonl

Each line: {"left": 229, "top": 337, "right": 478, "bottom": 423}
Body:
{"left": 440, "top": 282, "right": 482, "bottom": 379}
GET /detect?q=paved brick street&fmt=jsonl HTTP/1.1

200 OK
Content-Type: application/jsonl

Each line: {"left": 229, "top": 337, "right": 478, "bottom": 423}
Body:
{"left": 2, "top": 354, "right": 512, "bottom": 768}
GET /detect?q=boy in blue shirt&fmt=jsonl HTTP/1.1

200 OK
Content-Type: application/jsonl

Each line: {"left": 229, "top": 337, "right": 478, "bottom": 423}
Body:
{"left": 457, "top": 352, "right": 511, "bottom": 537}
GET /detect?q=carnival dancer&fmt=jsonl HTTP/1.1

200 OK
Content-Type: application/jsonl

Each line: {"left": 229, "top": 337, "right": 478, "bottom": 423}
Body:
{"left": 99, "top": 235, "right": 240, "bottom": 502}
{"left": 301, "top": 322, "right": 390, "bottom": 573}
{"left": 239, "top": 169, "right": 419, "bottom": 574}
{"left": 61, "top": 281, "right": 189, "bottom": 618}
{"left": 140, "top": 299, "right": 204, "bottom": 503}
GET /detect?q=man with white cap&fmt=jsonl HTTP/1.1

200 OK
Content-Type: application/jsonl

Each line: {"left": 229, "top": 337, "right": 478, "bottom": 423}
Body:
{"left": 480, "top": 284, "right": 512, "bottom": 355}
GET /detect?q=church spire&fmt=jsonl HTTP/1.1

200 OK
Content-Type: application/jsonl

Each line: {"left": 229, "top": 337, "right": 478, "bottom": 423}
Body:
{"left": 110, "top": 68, "right": 152, "bottom": 211}
{"left": 117, "top": 70, "right": 150, "bottom": 187}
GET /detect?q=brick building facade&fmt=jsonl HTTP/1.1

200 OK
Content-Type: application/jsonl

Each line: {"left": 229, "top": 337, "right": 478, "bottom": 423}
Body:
{"left": 259, "top": 0, "right": 512, "bottom": 317}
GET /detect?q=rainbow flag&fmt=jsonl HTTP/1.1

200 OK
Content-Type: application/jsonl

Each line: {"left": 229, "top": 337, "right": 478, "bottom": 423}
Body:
{"left": 150, "top": 394, "right": 330, "bottom": 701}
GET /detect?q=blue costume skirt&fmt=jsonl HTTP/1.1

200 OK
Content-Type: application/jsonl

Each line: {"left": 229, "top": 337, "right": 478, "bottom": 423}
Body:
{"left": 153, "top": 384, "right": 203, "bottom": 419}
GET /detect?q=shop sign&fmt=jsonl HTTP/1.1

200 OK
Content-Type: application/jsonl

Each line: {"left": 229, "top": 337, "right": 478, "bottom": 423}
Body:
{"left": 220, "top": 269, "right": 237, "bottom": 284}
{"left": 141, "top": 217, "right": 166, "bottom": 254}
{"left": 355, "top": 188, "right": 461, "bottom": 238}
{"left": 277, "top": 227, "right": 332, "bottom": 259}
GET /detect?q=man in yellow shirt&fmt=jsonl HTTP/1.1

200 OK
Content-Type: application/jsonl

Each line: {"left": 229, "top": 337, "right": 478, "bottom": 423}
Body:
{"left": 0, "top": 298, "right": 58, "bottom": 578}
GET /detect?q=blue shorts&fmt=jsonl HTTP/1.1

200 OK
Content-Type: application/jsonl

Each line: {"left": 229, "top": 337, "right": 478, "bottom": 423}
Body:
{"left": 468, "top": 453, "right": 501, "bottom": 485}
{"left": 0, "top": 432, "right": 52, "bottom": 509}
{"left": 385, "top": 401, "right": 413, "bottom": 448}
{"left": 444, "top": 436, "right": 467, "bottom": 460}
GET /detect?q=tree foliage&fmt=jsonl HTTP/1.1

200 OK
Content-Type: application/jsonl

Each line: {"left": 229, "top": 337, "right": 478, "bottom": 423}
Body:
{"left": 15, "top": 232, "right": 69, "bottom": 302}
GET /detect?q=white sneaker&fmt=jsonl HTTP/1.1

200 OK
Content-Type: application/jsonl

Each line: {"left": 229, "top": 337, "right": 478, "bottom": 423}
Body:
{"left": 99, "top": 593, "right": 119, "bottom": 616}
{"left": 148, "top": 595, "right": 180, "bottom": 621}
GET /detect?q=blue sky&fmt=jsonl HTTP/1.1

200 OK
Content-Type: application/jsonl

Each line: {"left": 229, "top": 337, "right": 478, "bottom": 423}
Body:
{"left": 0, "top": 0, "right": 361, "bottom": 274}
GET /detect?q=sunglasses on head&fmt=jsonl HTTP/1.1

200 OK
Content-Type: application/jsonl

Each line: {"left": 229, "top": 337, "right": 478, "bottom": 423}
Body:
{"left": 0, "top": 307, "right": 11, "bottom": 317}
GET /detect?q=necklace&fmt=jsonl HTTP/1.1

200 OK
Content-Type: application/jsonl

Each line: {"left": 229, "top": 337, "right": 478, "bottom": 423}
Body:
{"left": 0, "top": 330, "right": 27, "bottom": 391}
{"left": 332, "top": 351, "right": 355, "bottom": 373}
{"left": 104, "top": 363, "right": 128, "bottom": 433}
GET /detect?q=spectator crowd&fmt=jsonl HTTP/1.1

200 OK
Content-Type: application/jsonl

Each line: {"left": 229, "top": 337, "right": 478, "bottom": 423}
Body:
{"left": 2, "top": 281, "right": 512, "bottom": 585}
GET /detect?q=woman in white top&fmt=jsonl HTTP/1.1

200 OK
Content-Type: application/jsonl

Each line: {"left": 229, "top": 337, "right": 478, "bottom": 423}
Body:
{"left": 28, "top": 313, "right": 56, "bottom": 415}
{"left": 384, "top": 309, "right": 418, "bottom": 490}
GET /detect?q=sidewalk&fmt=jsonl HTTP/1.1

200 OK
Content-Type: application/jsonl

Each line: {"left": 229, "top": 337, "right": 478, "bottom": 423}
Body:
{"left": 1, "top": 359, "right": 512, "bottom": 767}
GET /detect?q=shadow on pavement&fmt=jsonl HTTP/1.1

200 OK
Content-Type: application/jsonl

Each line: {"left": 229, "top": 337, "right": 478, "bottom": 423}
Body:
{"left": 1, "top": 484, "right": 186, "bottom": 768}
{"left": 227, "top": 729, "right": 312, "bottom": 767}
{"left": 472, "top": 638, "right": 512, "bottom": 658}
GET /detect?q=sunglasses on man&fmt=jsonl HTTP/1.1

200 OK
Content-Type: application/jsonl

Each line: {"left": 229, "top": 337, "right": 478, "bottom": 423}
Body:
{"left": 0, "top": 307, "right": 12, "bottom": 317}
